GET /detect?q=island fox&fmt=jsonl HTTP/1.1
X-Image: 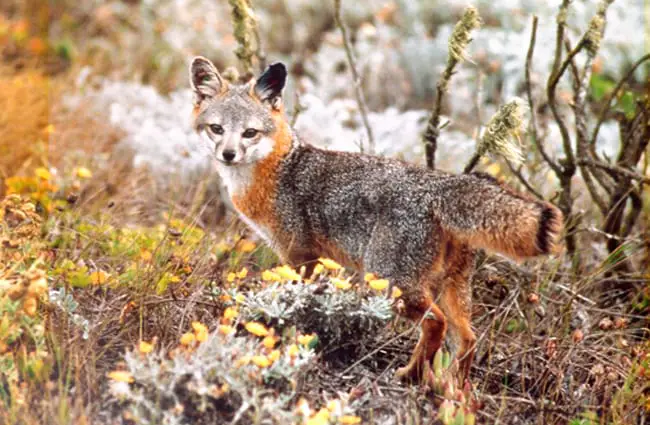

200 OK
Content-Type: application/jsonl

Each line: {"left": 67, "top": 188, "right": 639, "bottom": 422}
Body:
{"left": 189, "top": 57, "right": 563, "bottom": 383}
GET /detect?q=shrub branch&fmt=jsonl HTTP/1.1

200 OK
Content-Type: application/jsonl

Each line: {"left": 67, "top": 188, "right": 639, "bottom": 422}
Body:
{"left": 422, "top": 6, "right": 481, "bottom": 169}
{"left": 333, "top": 0, "right": 375, "bottom": 154}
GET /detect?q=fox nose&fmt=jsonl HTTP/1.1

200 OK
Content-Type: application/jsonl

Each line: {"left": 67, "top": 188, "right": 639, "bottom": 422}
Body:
{"left": 222, "top": 149, "right": 236, "bottom": 162}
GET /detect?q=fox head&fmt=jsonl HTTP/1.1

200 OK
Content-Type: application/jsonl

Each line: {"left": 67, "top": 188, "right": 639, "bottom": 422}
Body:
{"left": 189, "top": 57, "right": 289, "bottom": 166}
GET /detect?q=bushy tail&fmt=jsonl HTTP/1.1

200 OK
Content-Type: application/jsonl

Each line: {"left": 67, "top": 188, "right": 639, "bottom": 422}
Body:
{"left": 434, "top": 172, "right": 563, "bottom": 260}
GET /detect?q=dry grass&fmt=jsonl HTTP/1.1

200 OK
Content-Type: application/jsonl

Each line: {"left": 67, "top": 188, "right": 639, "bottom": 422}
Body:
{"left": 0, "top": 68, "right": 53, "bottom": 183}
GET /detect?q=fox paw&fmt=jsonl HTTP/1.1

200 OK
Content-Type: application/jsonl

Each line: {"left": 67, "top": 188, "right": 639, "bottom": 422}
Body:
{"left": 394, "top": 361, "right": 430, "bottom": 383}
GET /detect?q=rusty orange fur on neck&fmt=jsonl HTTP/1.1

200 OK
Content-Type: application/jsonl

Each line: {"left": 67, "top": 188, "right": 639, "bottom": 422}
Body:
{"left": 231, "top": 112, "right": 291, "bottom": 236}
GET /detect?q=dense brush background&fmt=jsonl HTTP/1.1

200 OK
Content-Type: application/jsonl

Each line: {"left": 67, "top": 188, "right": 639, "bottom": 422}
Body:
{"left": 0, "top": 0, "right": 649, "bottom": 424}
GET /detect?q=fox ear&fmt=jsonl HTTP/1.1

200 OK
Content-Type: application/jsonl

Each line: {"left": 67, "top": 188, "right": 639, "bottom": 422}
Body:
{"left": 254, "top": 62, "right": 287, "bottom": 109}
{"left": 190, "top": 56, "right": 225, "bottom": 102}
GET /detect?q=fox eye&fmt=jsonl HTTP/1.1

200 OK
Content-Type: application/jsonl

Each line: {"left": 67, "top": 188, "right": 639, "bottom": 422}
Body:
{"left": 209, "top": 124, "right": 224, "bottom": 135}
{"left": 242, "top": 128, "right": 258, "bottom": 138}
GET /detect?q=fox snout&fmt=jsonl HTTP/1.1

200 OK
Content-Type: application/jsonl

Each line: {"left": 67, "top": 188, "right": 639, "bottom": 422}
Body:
{"left": 221, "top": 149, "right": 236, "bottom": 163}
{"left": 213, "top": 134, "right": 245, "bottom": 165}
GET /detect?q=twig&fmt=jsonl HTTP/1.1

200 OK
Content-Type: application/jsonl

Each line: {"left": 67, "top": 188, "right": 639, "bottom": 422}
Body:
{"left": 338, "top": 312, "right": 424, "bottom": 377}
{"left": 333, "top": 0, "right": 375, "bottom": 154}
{"left": 567, "top": 37, "right": 610, "bottom": 215}
{"left": 290, "top": 89, "right": 305, "bottom": 126}
{"left": 422, "top": 7, "right": 481, "bottom": 169}
{"left": 590, "top": 53, "right": 650, "bottom": 149}
{"left": 463, "top": 152, "right": 481, "bottom": 174}
{"left": 504, "top": 159, "right": 544, "bottom": 200}
{"left": 546, "top": 0, "right": 579, "bottom": 256}
{"left": 576, "top": 159, "right": 650, "bottom": 183}
{"left": 524, "top": 15, "right": 561, "bottom": 175}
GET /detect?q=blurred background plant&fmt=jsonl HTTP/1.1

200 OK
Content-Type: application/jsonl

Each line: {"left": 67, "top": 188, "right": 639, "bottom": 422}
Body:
{"left": 0, "top": 0, "right": 648, "bottom": 424}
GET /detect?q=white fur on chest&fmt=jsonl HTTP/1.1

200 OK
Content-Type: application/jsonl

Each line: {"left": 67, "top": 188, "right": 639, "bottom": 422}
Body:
{"left": 215, "top": 162, "right": 254, "bottom": 196}
{"left": 215, "top": 162, "right": 277, "bottom": 249}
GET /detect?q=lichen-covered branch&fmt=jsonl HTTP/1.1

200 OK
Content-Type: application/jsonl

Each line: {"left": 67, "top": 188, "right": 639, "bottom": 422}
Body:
{"left": 229, "top": 0, "right": 256, "bottom": 77}
{"left": 423, "top": 6, "right": 481, "bottom": 169}
{"left": 244, "top": 0, "right": 267, "bottom": 72}
{"left": 463, "top": 98, "right": 525, "bottom": 174}
{"left": 333, "top": 0, "right": 375, "bottom": 154}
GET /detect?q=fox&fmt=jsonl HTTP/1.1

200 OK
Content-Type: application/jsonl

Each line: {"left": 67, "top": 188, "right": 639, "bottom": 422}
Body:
{"left": 189, "top": 56, "right": 563, "bottom": 383}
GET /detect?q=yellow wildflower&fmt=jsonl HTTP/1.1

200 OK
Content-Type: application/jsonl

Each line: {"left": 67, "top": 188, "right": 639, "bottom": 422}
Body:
{"left": 139, "top": 341, "right": 154, "bottom": 354}
{"left": 364, "top": 272, "right": 377, "bottom": 282}
{"left": 223, "top": 307, "right": 239, "bottom": 321}
{"left": 108, "top": 371, "right": 134, "bottom": 383}
{"left": 75, "top": 167, "right": 93, "bottom": 179}
{"left": 90, "top": 270, "right": 110, "bottom": 285}
{"left": 234, "top": 355, "right": 252, "bottom": 368}
{"left": 318, "top": 258, "right": 342, "bottom": 271}
{"left": 262, "top": 270, "right": 282, "bottom": 282}
{"left": 275, "top": 265, "right": 301, "bottom": 281}
{"left": 236, "top": 267, "right": 248, "bottom": 279}
{"left": 307, "top": 408, "right": 330, "bottom": 425}
{"left": 34, "top": 167, "right": 51, "bottom": 180}
{"left": 268, "top": 349, "right": 281, "bottom": 362}
{"left": 331, "top": 277, "right": 352, "bottom": 290}
{"left": 227, "top": 272, "right": 236, "bottom": 283}
{"left": 245, "top": 322, "right": 269, "bottom": 337}
{"left": 298, "top": 334, "right": 316, "bottom": 347}
{"left": 340, "top": 415, "right": 362, "bottom": 424}
{"left": 180, "top": 332, "right": 196, "bottom": 346}
{"left": 288, "top": 344, "right": 299, "bottom": 357}
{"left": 263, "top": 335, "right": 278, "bottom": 349}
{"left": 234, "top": 293, "right": 246, "bottom": 304}
{"left": 252, "top": 355, "right": 271, "bottom": 368}
{"left": 312, "top": 263, "right": 324, "bottom": 276}
{"left": 192, "top": 322, "right": 209, "bottom": 342}
{"left": 237, "top": 239, "right": 256, "bottom": 253}
{"left": 218, "top": 324, "right": 235, "bottom": 336}
{"left": 391, "top": 286, "right": 403, "bottom": 298}
{"left": 368, "top": 279, "right": 389, "bottom": 291}
{"left": 139, "top": 250, "right": 152, "bottom": 261}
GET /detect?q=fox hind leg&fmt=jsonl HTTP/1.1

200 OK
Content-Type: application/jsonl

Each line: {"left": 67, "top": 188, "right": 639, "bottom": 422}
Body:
{"left": 441, "top": 285, "right": 476, "bottom": 383}
{"left": 394, "top": 292, "right": 447, "bottom": 382}
{"left": 438, "top": 242, "right": 476, "bottom": 383}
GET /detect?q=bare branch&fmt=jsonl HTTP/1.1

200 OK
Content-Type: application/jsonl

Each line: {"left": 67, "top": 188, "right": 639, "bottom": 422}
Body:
{"left": 525, "top": 15, "right": 561, "bottom": 175}
{"left": 504, "top": 159, "right": 544, "bottom": 200}
{"left": 577, "top": 159, "right": 650, "bottom": 184}
{"left": 333, "top": 0, "right": 375, "bottom": 154}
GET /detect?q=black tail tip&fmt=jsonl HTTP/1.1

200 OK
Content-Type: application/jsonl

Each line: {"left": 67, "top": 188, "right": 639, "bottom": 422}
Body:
{"left": 536, "top": 204, "right": 563, "bottom": 255}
